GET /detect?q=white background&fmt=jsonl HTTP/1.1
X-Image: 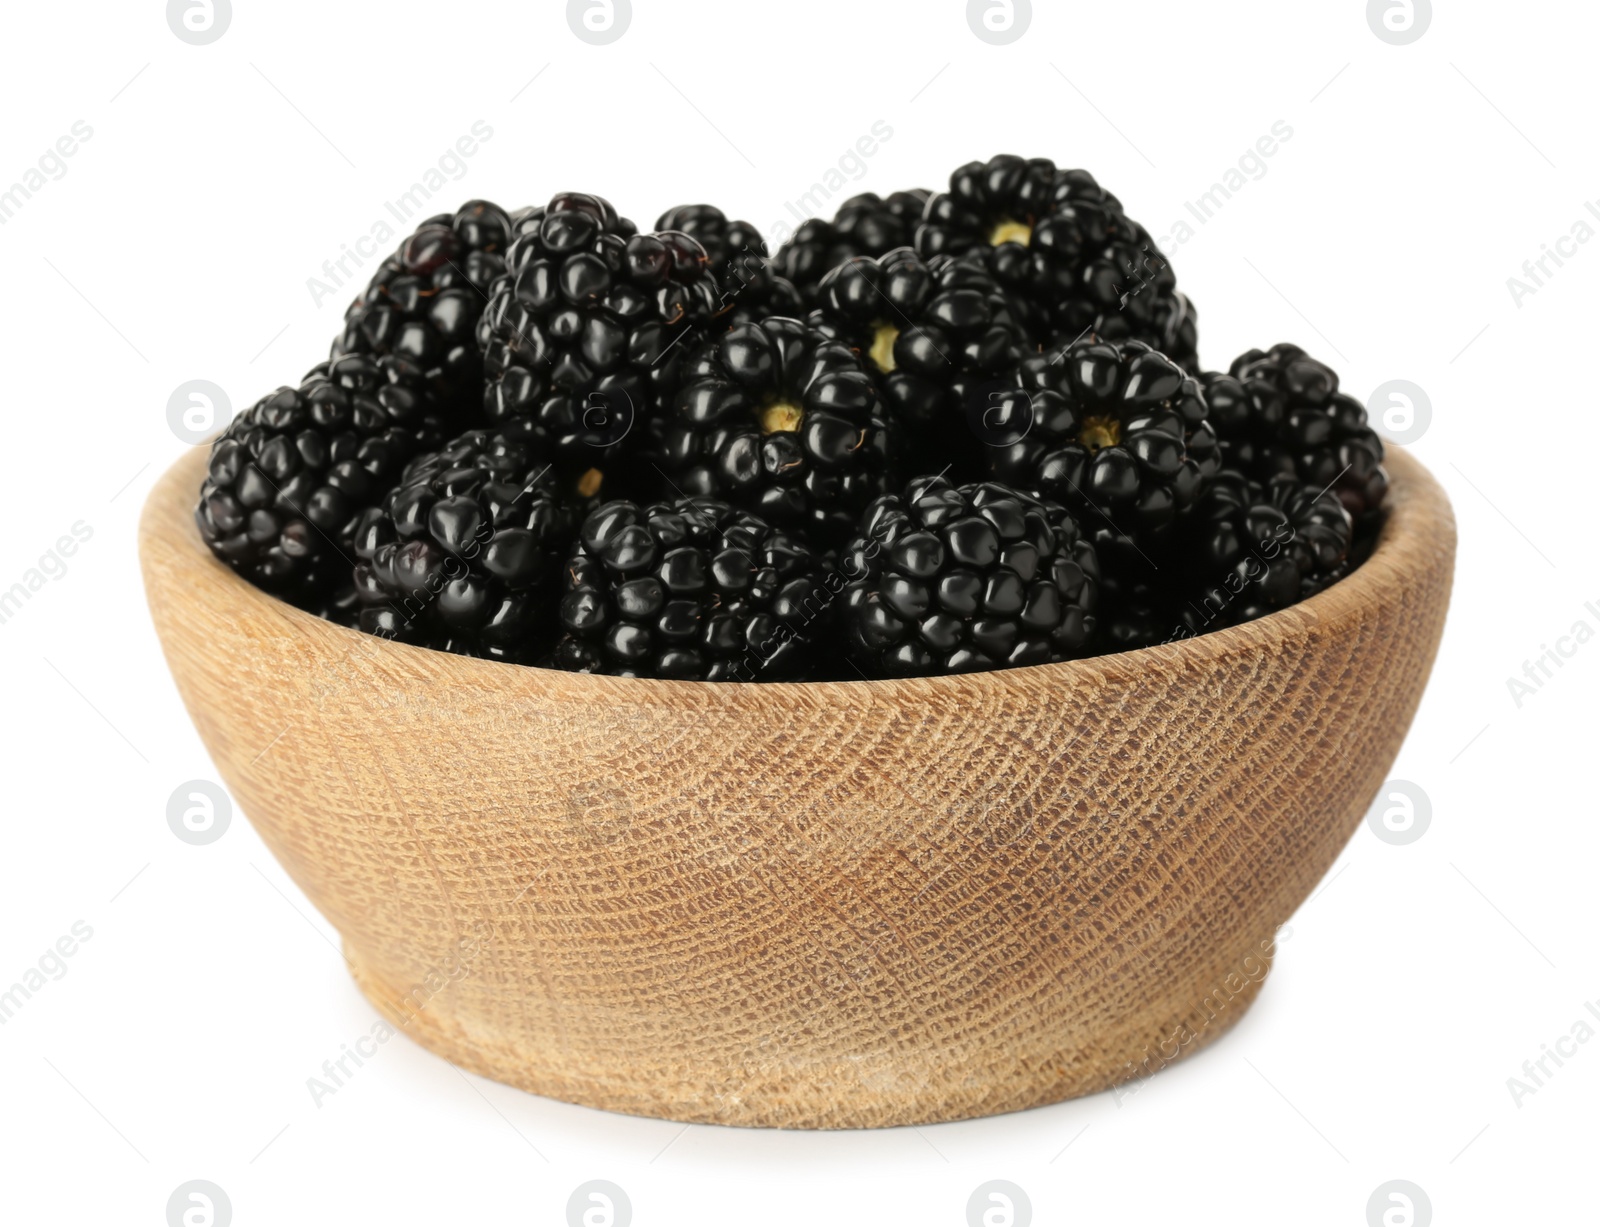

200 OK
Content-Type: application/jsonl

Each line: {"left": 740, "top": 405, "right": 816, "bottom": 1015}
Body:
{"left": 1, "top": 1, "right": 1595, "bottom": 1223}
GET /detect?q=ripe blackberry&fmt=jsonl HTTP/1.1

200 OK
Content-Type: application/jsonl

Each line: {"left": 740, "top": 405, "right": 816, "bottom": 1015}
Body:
{"left": 351, "top": 429, "right": 584, "bottom": 662}
{"left": 774, "top": 189, "right": 932, "bottom": 305}
{"left": 915, "top": 156, "right": 1198, "bottom": 368}
{"left": 552, "top": 497, "right": 823, "bottom": 680}
{"left": 195, "top": 355, "right": 451, "bottom": 593}
{"left": 810, "top": 248, "right": 1030, "bottom": 463}
{"left": 479, "top": 192, "right": 722, "bottom": 486}
{"left": 839, "top": 476, "right": 1099, "bottom": 676}
{"left": 1221, "top": 345, "right": 1389, "bottom": 519}
{"left": 654, "top": 204, "right": 804, "bottom": 328}
{"left": 333, "top": 200, "right": 514, "bottom": 397}
{"left": 655, "top": 316, "right": 893, "bottom": 543}
{"left": 986, "top": 340, "right": 1219, "bottom": 537}
{"left": 1172, "top": 470, "right": 1353, "bottom": 637}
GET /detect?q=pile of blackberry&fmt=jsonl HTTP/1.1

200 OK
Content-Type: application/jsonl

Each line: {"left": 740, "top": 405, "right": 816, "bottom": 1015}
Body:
{"left": 198, "top": 162, "right": 1390, "bottom": 679}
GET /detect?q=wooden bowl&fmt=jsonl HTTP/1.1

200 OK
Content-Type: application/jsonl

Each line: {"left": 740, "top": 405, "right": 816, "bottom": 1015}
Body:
{"left": 141, "top": 445, "right": 1454, "bottom": 1129}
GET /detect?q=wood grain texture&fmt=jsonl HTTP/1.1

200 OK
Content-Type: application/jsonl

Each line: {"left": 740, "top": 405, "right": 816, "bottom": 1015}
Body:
{"left": 140, "top": 446, "right": 1455, "bottom": 1129}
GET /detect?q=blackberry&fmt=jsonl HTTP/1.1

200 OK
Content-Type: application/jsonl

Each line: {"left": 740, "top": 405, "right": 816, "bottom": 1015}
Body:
{"left": 333, "top": 200, "right": 514, "bottom": 398}
{"left": 1171, "top": 470, "right": 1353, "bottom": 638}
{"left": 195, "top": 355, "right": 451, "bottom": 593}
{"left": 552, "top": 497, "right": 823, "bottom": 680}
{"left": 839, "top": 476, "right": 1099, "bottom": 676}
{"left": 986, "top": 340, "right": 1218, "bottom": 538}
{"left": 655, "top": 316, "right": 893, "bottom": 542}
{"left": 915, "top": 155, "right": 1198, "bottom": 368}
{"left": 774, "top": 189, "right": 932, "bottom": 305}
{"left": 479, "top": 193, "right": 722, "bottom": 486}
{"left": 654, "top": 204, "right": 804, "bottom": 328}
{"left": 1220, "top": 345, "right": 1389, "bottom": 519}
{"left": 351, "top": 429, "right": 584, "bottom": 662}
{"left": 810, "top": 248, "right": 1030, "bottom": 464}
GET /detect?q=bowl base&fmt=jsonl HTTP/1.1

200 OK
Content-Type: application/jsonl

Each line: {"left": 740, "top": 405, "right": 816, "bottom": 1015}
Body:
{"left": 344, "top": 932, "right": 1274, "bottom": 1130}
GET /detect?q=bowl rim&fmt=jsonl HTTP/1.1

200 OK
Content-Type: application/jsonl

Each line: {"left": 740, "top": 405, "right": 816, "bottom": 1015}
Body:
{"left": 144, "top": 444, "right": 1454, "bottom": 705}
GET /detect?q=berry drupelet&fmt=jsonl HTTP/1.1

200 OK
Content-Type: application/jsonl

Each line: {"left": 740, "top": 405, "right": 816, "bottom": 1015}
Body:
{"left": 1200, "top": 367, "right": 1278, "bottom": 478}
{"left": 1172, "top": 470, "right": 1353, "bottom": 637}
{"left": 333, "top": 200, "right": 514, "bottom": 399}
{"left": 915, "top": 155, "right": 1198, "bottom": 368}
{"left": 655, "top": 316, "right": 894, "bottom": 543}
{"left": 195, "top": 355, "right": 453, "bottom": 595}
{"left": 774, "top": 189, "right": 933, "bottom": 305}
{"left": 351, "top": 429, "right": 585, "bottom": 661}
{"left": 986, "top": 340, "right": 1219, "bottom": 538}
{"left": 839, "top": 476, "right": 1099, "bottom": 676}
{"left": 654, "top": 204, "right": 804, "bottom": 328}
{"left": 479, "top": 192, "right": 722, "bottom": 484}
{"left": 810, "top": 248, "right": 1030, "bottom": 464}
{"left": 1221, "top": 344, "right": 1389, "bottom": 519}
{"left": 552, "top": 497, "right": 823, "bottom": 680}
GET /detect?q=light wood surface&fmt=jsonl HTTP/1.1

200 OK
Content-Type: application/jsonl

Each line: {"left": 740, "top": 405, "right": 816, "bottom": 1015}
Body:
{"left": 140, "top": 445, "right": 1455, "bottom": 1128}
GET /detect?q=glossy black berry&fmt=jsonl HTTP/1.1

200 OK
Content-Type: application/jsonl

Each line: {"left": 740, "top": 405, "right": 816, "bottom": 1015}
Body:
{"left": 195, "top": 355, "right": 454, "bottom": 596}
{"left": 333, "top": 200, "right": 514, "bottom": 399}
{"left": 811, "top": 248, "right": 1030, "bottom": 470}
{"left": 915, "top": 156, "right": 1198, "bottom": 368}
{"left": 655, "top": 317, "right": 894, "bottom": 542}
{"left": 479, "top": 193, "right": 722, "bottom": 484}
{"left": 840, "top": 476, "right": 1099, "bottom": 676}
{"left": 774, "top": 189, "right": 933, "bottom": 305}
{"left": 987, "top": 340, "right": 1219, "bottom": 537}
{"left": 1170, "top": 471, "right": 1353, "bottom": 638}
{"left": 351, "top": 429, "right": 586, "bottom": 661}
{"left": 552, "top": 497, "right": 824, "bottom": 680}
{"left": 1218, "top": 345, "right": 1389, "bottom": 519}
{"left": 654, "top": 204, "right": 804, "bottom": 328}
